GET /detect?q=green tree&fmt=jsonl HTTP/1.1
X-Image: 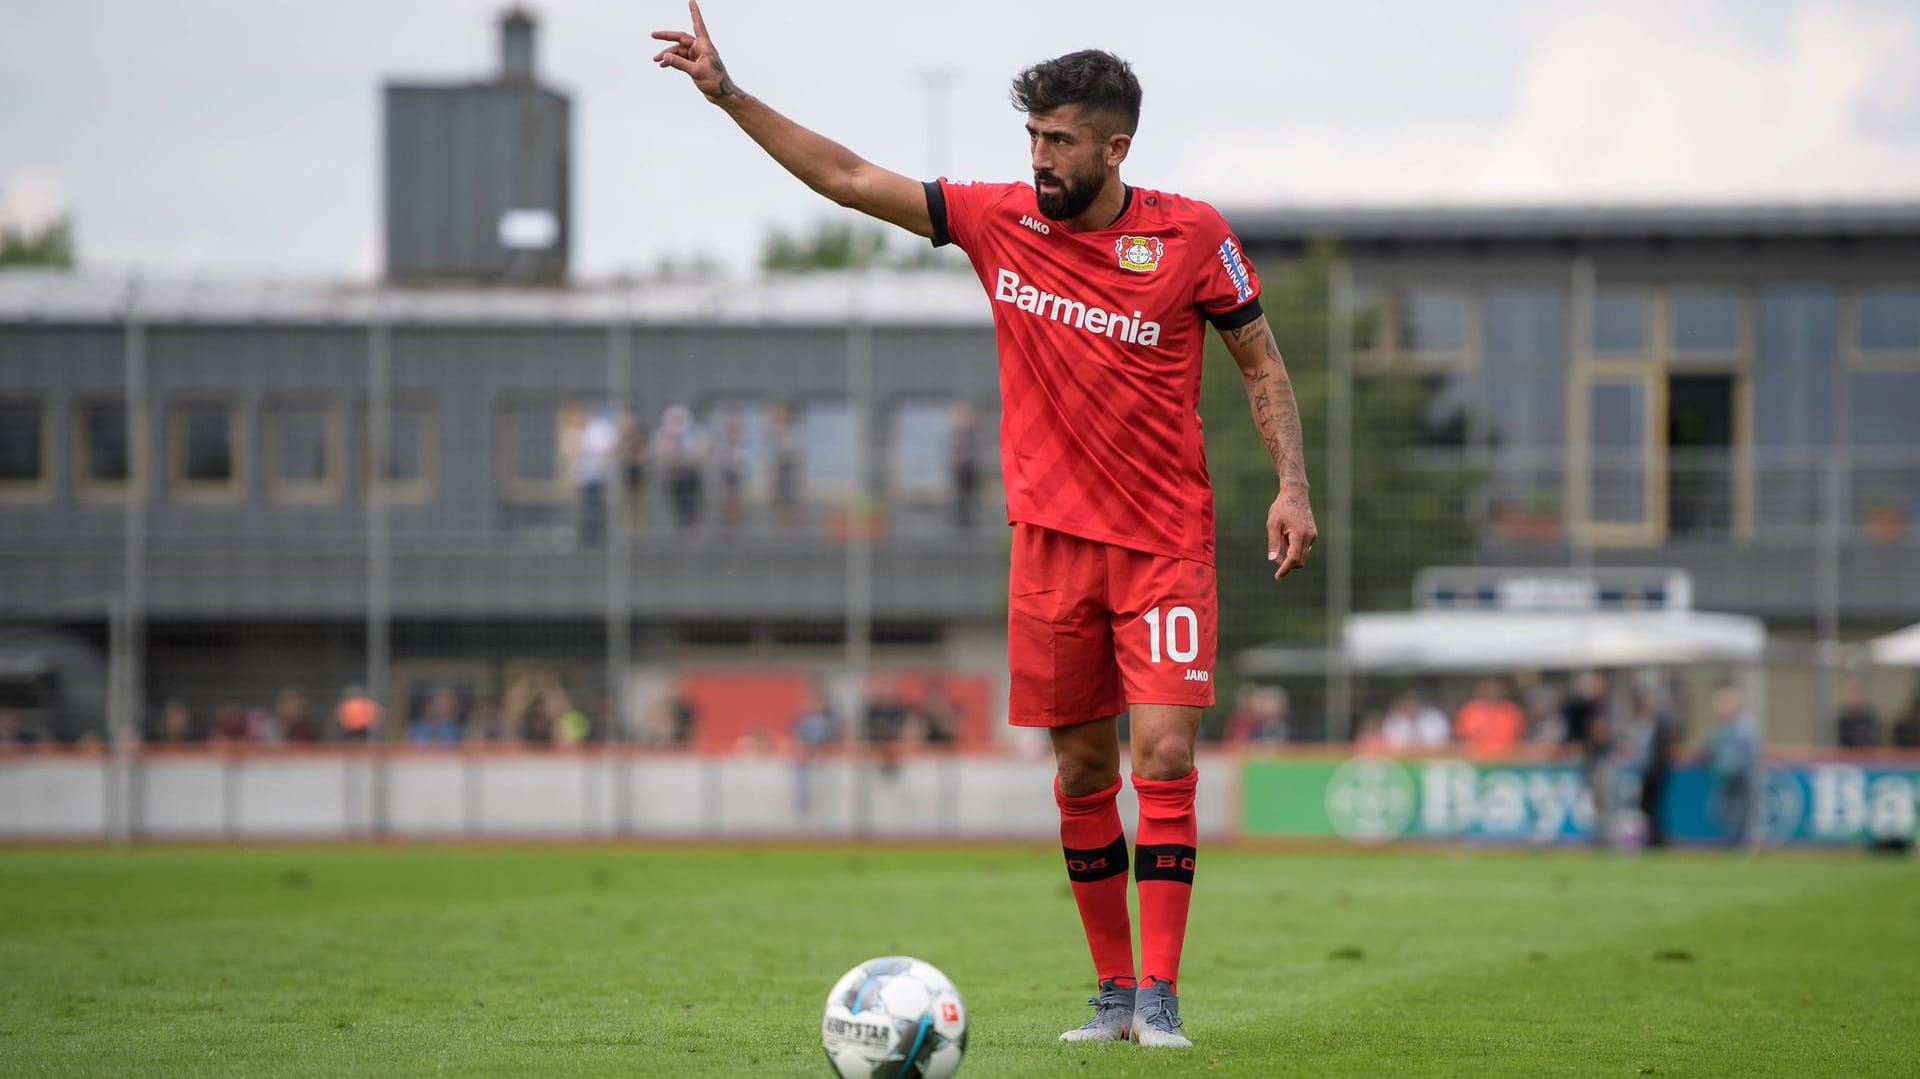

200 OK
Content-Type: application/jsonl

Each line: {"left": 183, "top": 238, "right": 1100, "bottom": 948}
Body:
{"left": 0, "top": 216, "right": 76, "bottom": 267}
{"left": 760, "top": 217, "right": 966, "bottom": 274}
{"left": 1200, "top": 243, "right": 1476, "bottom": 736}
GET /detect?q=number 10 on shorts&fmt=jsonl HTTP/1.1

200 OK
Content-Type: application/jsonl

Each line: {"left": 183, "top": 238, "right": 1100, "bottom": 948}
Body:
{"left": 1143, "top": 605, "right": 1199, "bottom": 664}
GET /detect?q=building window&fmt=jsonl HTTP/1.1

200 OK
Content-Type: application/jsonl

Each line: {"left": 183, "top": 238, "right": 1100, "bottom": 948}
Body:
{"left": 364, "top": 402, "right": 436, "bottom": 502}
{"left": 1857, "top": 289, "right": 1920, "bottom": 354}
{"left": 266, "top": 401, "right": 340, "bottom": 503}
{"left": 798, "top": 400, "right": 854, "bottom": 499}
{"left": 74, "top": 400, "right": 141, "bottom": 499}
{"left": 0, "top": 398, "right": 49, "bottom": 498}
{"left": 1584, "top": 378, "right": 1651, "bottom": 528}
{"left": 170, "top": 401, "right": 244, "bottom": 501}
{"left": 1671, "top": 290, "right": 1740, "bottom": 354}
{"left": 1592, "top": 290, "right": 1650, "bottom": 355}
{"left": 1398, "top": 288, "right": 1471, "bottom": 361}
{"left": 497, "top": 400, "right": 568, "bottom": 501}
{"left": 889, "top": 399, "right": 955, "bottom": 498}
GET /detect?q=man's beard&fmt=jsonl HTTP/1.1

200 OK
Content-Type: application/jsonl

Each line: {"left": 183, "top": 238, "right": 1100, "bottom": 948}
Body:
{"left": 1034, "top": 165, "right": 1104, "bottom": 221}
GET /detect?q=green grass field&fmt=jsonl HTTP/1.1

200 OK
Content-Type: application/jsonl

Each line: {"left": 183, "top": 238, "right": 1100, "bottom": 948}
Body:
{"left": 1, "top": 845, "right": 1916, "bottom": 1076}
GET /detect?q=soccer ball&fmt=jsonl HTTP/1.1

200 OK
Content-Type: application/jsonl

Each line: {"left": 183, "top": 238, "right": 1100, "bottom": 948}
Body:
{"left": 820, "top": 956, "right": 968, "bottom": 1078}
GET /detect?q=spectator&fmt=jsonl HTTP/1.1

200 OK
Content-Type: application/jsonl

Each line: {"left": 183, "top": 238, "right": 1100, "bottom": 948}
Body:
{"left": 0, "top": 707, "right": 38, "bottom": 747}
{"left": 716, "top": 410, "right": 750, "bottom": 529}
{"left": 1705, "top": 685, "right": 1760, "bottom": 847}
{"left": 276, "top": 687, "right": 319, "bottom": 744}
{"left": 553, "top": 700, "right": 591, "bottom": 745}
{"left": 618, "top": 408, "right": 648, "bottom": 531}
{"left": 1224, "top": 684, "right": 1290, "bottom": 744}
{"left": 668, "top": 693, "right": 698, "bottom": 746}
{"left": 570, "top": 406, "right": 619, "bottom": 548}
{"left": 791, "top": 681, "right": 841, "bottom": 815}
{"left": 948, "top": 401, "right": 980, "bottom": 530}
{"left": 1381, "top": 691, "right": 1449, "bottom": 752}
{"left": 1562, "top": 672, "right": 1615, "bottom": 846}
{"left": 1351, "top": 712, "right": 1391, "bottom": 755}
{"left": 1834, "top": 682, "right": 1883, "bottom": 748}
{"left": 792, "top": 681, "right": 841, "bottom": 749}
{"left": 408, "top": 687, "right": 464, "bottom": 747}
{"left": 768, "top": 402, "right": 802, "bottom": 528}
{"left": 1893, "top": 692, "right": 1920, "bottom": 749}
{"left": 335, "top": 686, "right": 382, "bottom": 742}
{"left": 917, "top": 677, "right": 961, "bottom": 747}
{"left": 154, "top": 698, "right": 197, "bottom": 743}
{"left": 1632, "top": 686, "right": 1681, "bottom": 849}
{"left": 210, "top": 704, "right": 250, "bottom": 743}
{"left": 1454, "top": 679, "right": 1526, "bottom": 759}
{"left": 864, "top": 675, "right": 912, "bottom": 777}
{"left": 653, "top": 404, "right": 709, "bottom": 531}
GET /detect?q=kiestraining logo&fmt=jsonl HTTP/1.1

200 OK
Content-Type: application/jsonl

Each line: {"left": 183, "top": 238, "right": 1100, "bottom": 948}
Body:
{"left": 1325, "top": 757, "right": 1417, "bottom": 843}
{"left": 1218, "top": 238, "right": 1253, "bottom": 303}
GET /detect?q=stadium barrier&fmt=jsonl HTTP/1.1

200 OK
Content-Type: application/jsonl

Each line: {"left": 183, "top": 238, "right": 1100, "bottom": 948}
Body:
{"left": 0, "top": 746, "right": 1238, "bottom": 842}
{"left": 1242, "top": 752, "right": 1920, "bottom": 847}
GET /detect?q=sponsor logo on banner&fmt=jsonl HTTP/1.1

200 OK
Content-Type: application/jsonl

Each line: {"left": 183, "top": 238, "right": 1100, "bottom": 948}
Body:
{"left": 1251, "top": 757, "right": 1920, "bottom": 845}
{"left": 1115, "top": 235, "right": 1164, "bottom": 272}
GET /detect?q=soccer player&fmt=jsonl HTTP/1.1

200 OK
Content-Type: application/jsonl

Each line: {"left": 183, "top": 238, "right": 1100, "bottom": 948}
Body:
{"left": 654, "top": 2, "right": 1317, "bottom": 1049}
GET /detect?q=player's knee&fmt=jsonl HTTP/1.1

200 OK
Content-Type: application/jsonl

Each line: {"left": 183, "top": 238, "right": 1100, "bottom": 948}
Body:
{"left": 1132, "top": 736, "right": 1193, "bottom": 781}
{"left": 1054, "top": 745, "right": 1118, "bottom": 797}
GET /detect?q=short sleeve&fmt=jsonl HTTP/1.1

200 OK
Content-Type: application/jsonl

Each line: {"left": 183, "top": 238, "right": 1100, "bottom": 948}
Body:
{"left": 1194, "top": 207, "right": 1263, "bottom": 331}
{"left": 925, "top": 178, "right": 998, "bottom": 252}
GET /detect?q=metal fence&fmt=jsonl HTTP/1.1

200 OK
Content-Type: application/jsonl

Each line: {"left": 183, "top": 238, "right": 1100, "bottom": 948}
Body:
{"left": 2, "top": 263, "right": 1919, "bottom": 773}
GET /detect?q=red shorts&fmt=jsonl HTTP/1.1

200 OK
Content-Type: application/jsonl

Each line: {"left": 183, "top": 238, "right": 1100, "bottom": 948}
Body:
{"left": 1007, "top": 523, "right": 1218, "bottom": 727}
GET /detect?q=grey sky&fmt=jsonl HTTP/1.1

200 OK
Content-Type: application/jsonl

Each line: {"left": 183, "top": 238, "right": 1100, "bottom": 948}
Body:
{"left": 2, "top": 0, "right": 1917, "bottom": 278}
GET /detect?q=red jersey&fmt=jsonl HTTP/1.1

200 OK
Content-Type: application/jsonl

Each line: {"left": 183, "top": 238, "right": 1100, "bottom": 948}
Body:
{"left": 928, "top": 179, "right": 1262, "bottom": 564}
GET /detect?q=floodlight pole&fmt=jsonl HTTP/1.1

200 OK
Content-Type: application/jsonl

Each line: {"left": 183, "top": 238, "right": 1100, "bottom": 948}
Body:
{"left": 606, "top": 312, "right": 634, "bottom": 835}
{"left": 916, "top": 68, "right": 959, "bottom": 179}
{"left": 366, "top": 305, "right": 392, "bottom": 838}
{"left": 114, "top": 279, "right": 147, "bottom": 846}
{"left": 1326, "top": 261, "right": 1355, "bottom": 744}
{"left": 846, "top": 311, "right": 875, "bottom": 838}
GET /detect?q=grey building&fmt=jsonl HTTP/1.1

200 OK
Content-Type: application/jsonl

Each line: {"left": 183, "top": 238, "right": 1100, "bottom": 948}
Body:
{"left": 0, "top": 271, "right": 1002, "bottom": 741}
{"left": 1, "top": 204, "right": 1916, "bottom": 744}
{"left": 1230, "top": 203, "right": 1920, "bottom": 736}
{"left": 385, "top": 8, "right": 571, "bottom": 284}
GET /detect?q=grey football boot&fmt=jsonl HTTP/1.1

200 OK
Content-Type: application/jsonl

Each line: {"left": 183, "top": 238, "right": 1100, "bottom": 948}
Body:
{"left": 1131, "top": 978, "right": 1192, "bottom": 1048}
{"left": 1058, "top": 979, "right": 1136, "bottom": 1042}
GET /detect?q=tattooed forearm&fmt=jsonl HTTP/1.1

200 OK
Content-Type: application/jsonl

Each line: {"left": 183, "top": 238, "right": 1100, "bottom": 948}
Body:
{"left": 711, "top": 53, "right": 745, "bottom": 99}
{"left": 1238, "top": 322, "right": 1309, "bottom": 491}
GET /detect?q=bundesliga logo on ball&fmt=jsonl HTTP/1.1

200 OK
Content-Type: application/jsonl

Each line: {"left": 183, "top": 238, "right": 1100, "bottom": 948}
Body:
{"left": 820, "top": 957, "right": 968, "bottom": 1078}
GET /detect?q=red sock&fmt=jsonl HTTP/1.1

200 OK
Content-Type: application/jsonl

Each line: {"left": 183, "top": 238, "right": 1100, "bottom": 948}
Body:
{"left": 1055, "top": 775, "right": 1136, "bottom": 988}
{"left": 1133, "top": 768, "right": 1198, "bottom": 995}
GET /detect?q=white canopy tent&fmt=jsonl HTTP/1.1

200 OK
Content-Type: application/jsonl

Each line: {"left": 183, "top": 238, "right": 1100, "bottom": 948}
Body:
{"left": 1867, "top": 623, "right": 1920, "bottom": 667}
{"left": 1340, "top": 609, "right": 1767, "bottom": 672}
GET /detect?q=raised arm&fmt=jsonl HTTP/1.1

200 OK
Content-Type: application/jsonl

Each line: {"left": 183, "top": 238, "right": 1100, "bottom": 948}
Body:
{"left": 1219, "top": 316, "right": 1318, "bottom": 580}
{"left": 653, "top": 1, "right": 932, "bottom": 238}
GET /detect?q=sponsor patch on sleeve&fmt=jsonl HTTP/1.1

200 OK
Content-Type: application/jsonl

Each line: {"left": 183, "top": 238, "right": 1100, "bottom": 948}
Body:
{"left": 1218, "top": 238, "right": 1253, "bottom": 304}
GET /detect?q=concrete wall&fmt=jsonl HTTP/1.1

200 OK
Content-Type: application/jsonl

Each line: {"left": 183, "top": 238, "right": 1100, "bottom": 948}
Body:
{"left": 0, "top": 751, "right": 1240, "bottom": 842}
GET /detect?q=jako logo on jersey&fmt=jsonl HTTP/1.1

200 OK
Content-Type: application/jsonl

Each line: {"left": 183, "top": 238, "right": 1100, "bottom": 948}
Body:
{"left": 1218, "top": 238, "right": 1253, "bottom": 303}
{"left": 1184, "top": 669, "right": 1210, "bottom": 682}
{"left": 1116, "top": 235, "right": 1164, "bottom": 273}
{"left": 1019, "top": 214, "right": 1051, "bottom": 235}
{"left": 993, "top": 269, "right": 1163, "bottom": 347}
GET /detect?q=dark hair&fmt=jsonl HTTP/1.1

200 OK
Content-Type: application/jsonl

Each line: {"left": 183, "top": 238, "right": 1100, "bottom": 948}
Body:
{"left": 1009, "top": 50, "right": 1142, "bottom": 136}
